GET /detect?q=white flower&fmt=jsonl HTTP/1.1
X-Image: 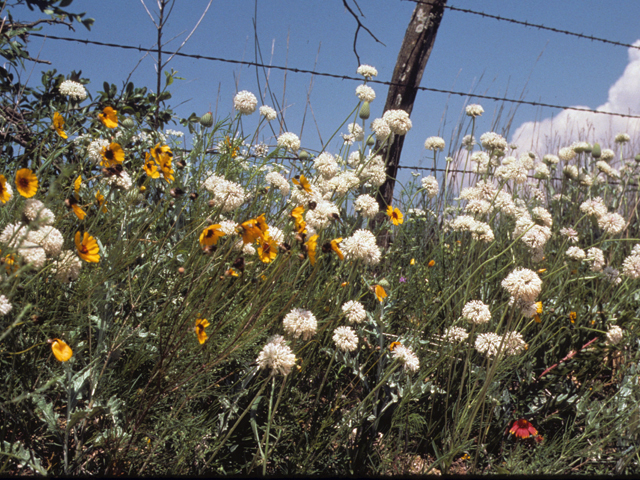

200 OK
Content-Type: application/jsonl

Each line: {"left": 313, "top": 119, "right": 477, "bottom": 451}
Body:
{"left": 565, "top": 246, "right": 586, "bottom": 261}
{"left": 18, "top": 242, "right": 47, "bottom": 269}
{"left": 622, "top": 253, "right": 640, "bottom": 279}
{"left": 475, "top": 333, "right": 502, "bottom": 357}
{"left": 342, "top": 300, "right": 367, "bottom": 324}
{"left": 0, "top": 223, "right": 29, "bottom": 249}
{"left": 559, "top": 146, "right": 577, "bottom": 161}
{"left": 501, "top": 268, "right": 542, "bottom": 303}
{"left": 480, "top": 132, "right": 507, "bottom": 152}
{"left": 314, "top": 152, "right": 339, "bottom": 179}
{"left": 28, "top": 226, "right": 64, "bottom": 257}
{"left": 333, "top": 326, "right": 358, "bottom": 352}
{"left": 598, "top": 212, "right": 626, "bottom": 235}
{"left": 543, "top": 154, "right": 559, "bottom": 165}
{"left": 471, "top": 221, "right": 494, "bottom": 243}
{"left": 560, "top": 227, "right": 579, "bottom": 243}
{"left": 342, "top": 123, "right": 364, "bottom": 144}
{"left": 382, "top": 110, "right": 412, "bottom": 135}
{"left": 461, "top": 300, "right": 491, "bottom": 325}
{"left": 586, "top": 247, "right": 605, "bottom": 272}
{"left": 52, "top": 250, "right": 82, "bottom": 283}
{"left": 421, "top": 175, "right": 439, "bottom": 199}
{"left": 87, "top": 139, "right": 110, "bottom": 164}
{"left": 256, "top": 335, "right": 296, "bottom": 375}
{"left": 340, "top": 229, "right": 381, "bottom": 265}
{"left": 355, "top": 84, "right": 376, "bottom": 102}
{"left": 580, "top": 197, "right": 607, "bottom": 219}
{"left": 259, "top": 105, "right": 277, "bottom": 120}
{"left": 327, "top": 171, "right": 360, "bottom": 196}
{"left": 606, "top": 325, "right": 624, "bottom": 345}
{"left": 371, "top": 118, "right": 391, "bottom": 139}
{"left": 462, "top": 134, "right": 476, "bottom": 149}
{"left": 391, "top": 344, "right": 419, "bottom": 372}
{"left": 353, "top": 194, "right": 379, "bottom": 219}
{"left": 424, "top": 136, "right": 445, "bottom": 151}
{"left": 59, "top": 79, "right": 87, "bottom": 100}
{"left": 305, "top": 199, "right": 339, "bottom": 230}
{"left": 267, "top": 226, "right": 284, "bottom": 244}
{"left": 104, "top": 170, "right": 133, "bottom": 190}
{"left": 615, "top": 132, "right": 630, "bottom": 144}
{"left": 504, "top": 331, "right": 526, "bottom": 356}
{"left": 600, "top": 149, "right": 615, "bottom": 161}
{"left": 218, "top": 219, "right": 238, "bottom": 236}
{"left": 277, "top": 132, "right": 301, "bottom": 153}
{"left": 465, "top": 104, "right": 484, "bottom": 117}
{"left": 233, "top": 90, "right": 257, "bottom": 115}
{"left": 165, "top": 129, "right": 184, "bottom": 137}
{"left": 357, "top": 64, "right": 378, "bottom": 79}
{"left": 22, "top": 199, "right": 55, "bottom": 225}
{"left": 265, "top": 171, "right": 290, "bottom": 195}
{"left": 443, "top": 326, "right": 468, "bottom": 343}
{"left": 203, "top": 175, "right": 246, "bottom": 212}
{"left": 283, "top": 308, "right": 317, "bottom": 341}
{"left": 0, "top": 295, "right": 12, "bottom": 315}
{"left": 533, "top": 162, "right": 550, "bottom": 179}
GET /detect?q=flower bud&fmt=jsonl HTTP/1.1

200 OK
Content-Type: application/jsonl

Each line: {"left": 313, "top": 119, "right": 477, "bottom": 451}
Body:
{"left": 591, "top": 143, "right": 601, "bottom": 158}
{"left": 298, "top": 150, "right": 310, "bottom": 160}
{"left": 121, "top": 117, "right": 135, "bottom": 129}
{"left": 359, "top": 101, "right": 370, "bottom": 120}
{"left": 200, "top": 112, "right": 214, "bottom": 128}
{"left": 635, "top": 154, "right": 640, "bottom": 163}
{"left": 366, "top": 134, "right": 376, "bottom": 146}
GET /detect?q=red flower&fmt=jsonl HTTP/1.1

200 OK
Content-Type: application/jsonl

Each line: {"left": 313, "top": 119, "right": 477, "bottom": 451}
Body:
{"left": 508, "top": 419, "right": 538, "bottom": 439}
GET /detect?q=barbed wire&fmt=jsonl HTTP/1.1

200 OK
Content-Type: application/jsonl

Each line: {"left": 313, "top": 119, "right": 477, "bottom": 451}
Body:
{"left": 28, "top": 32, "right": 640, "bottom": 120}
{"left": 406, "top": 0, "right": 640, "bottom": 51}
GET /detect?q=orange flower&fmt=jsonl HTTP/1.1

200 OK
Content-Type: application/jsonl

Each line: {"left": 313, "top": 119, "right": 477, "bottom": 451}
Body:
{"left": 330, "top": 238, "right": 344, "bottom": 260}
{"left": 71, "top": 203, "right": 87, "bottom": 220}
{"left": 224, "top": 136, "right": 239, "bottom": 158}
{"left": 51, "top": 338, "right": 73, "bottom": 362}
{"left": 53, "top": 112, "right": 67, "bottom": 139}
{"left": 15, "top": 168, "right": 38, "bottom": 198}
{"left": 508, "top": 419, "right": 538, "bottom": 439}
{"left": 199, "top": 225, "right": 224, "bottom": 247}
{"left": 75, "top": 231, "right": 100, "bottom": 263}
{"left": 428, "top": 259, "right": 436, "bottom": 268}
{"left": 95, "top": 191, "right": 107, "bottom": 212}
{"left": 257, "top": 235, "right": 278, "bottom": 263}
{"left": 0, "top": 174, "right": 12, "bottom": 203}
{"left": 374, "top": 285, "right": 387, "bottom": 302}
{"left": 195, "top": 318, "right": 210, "bottom": 344}
{"left": 292, "top": 175, "right": 312, "bottom": 193}
{"left": 389, "top": 341, "right": 402, "bottom": 351}
{"left": 4, "top": 253, "right": 18, "bottom": 274}
{"left": 98, "top": 106, "right": 118, "bottom": 128}
{"left": 386, "top": 205, "right": 403, "bottom": 225}
{"left": 305, "top": 234, "right": 318, "bottom": 266}
{"left": 101, "top": 142, "right": 124, "bottom": 167}
{"left": 569, "top": 311, "right": 577, "bottom": 323}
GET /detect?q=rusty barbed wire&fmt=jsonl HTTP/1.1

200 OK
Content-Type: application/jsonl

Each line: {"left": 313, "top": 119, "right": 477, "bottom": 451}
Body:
{"left": 406, "top": 0, "right": 640, "bottom": 51}
{"left": 28, "top": 32, "right": 640, "bottom": 120}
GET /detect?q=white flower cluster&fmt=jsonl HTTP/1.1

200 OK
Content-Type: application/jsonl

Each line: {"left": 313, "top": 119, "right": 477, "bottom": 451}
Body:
{"left": 87, "top": 139, "right": 110, "bottom": 164}
{"left": 203, "top": 174, "right": 246, "bottom": 212}
{"left": 265, "top": 171, "right": 290, "bottom": 195}
{"left": 305, "top": 199, "right": 339, "bottom": 230}
{"left": 355, "top": 84, "right": 376, "bottom": 102}
{"left": 621, "top": 244, "right": 640, "bottom": 279}
{"left": 586, "top": 247, "right": 605, "bottom": 272}
{"left": 371, "top": 118, "right": 391, "bottom": 140}
{"left": 443, "top": 326, "right": 468, "bottom": 343}
{"left": 424, "top": 136, "right": 445, "bottom": 151}
{"left": 565, "top": 246, "right": 586, "bottom": 261}
{"left": 391, "top": 344, "right": 420, "bottom": 372}
{"left": 104, "top": 170, "right": 133, "bottom": 190}
{"left": 277, "top": 132, "right": 301, "bottom": 153}
{"left": 558, "top": 146, "right": 577, "bottom": 162}
{"left": 598, "top": 212, "right": 626, "bottom": 235}
{"left": 333, "top": 326, "right": 359, "bottom": 352}
{"left": 447, "top": 215, "right": 495, "bottom": 243}
{"left": 495, "top": 156, "right": 528, "bottom": 184}
{"left": 283, "top": 308, "right": 317, "bottom": 341}
{"left": 314, "top": 153, "right": 339, "bottom": 179}
{"left": 342, "top": 123, "right": 364, "bottom": 144}
{"left": 605, "top": 325, "right": 624, "bottom": 345}
{"left": 615, "top": 132, "right": 630, "bottom": 144}
{"left": 259, "top": 105, "right": 277, "bottom": 121}
{"left": 52, "top": 250, "right": 83, "bottom": 283}
{"left": 59, "top": 79, "right": 87, "bottom": 100}
{"left": 342, "top": 300, "right": 367, "bottom": 324}
{"left": 580, "top": 197, "right": 607, "bottom": 218}
{"left": 465, "top": 104, "right": 484, "bottom": 117}
{"left": 560, "top": 227, "right": 579, "bottom": 243}
{"left": 353, "top": 194, "right": 379, "bottom": 219}
{"left": 233, "top": 90, "right": 257, "bottom": 115}
{"left": 0, "top": 295, "right": 12, "bottom": 316}
{"left": 475, "top": 333, "right": 502, "bottom": 357}
{"left": 356, "top": 64, "right": 378, "bottom": 79}
{"left": 421, "top": 175, "right": 439, "bottom": 199}
{"left": 256, "top": 335, "right": 297, "bottom": 375}
{"left": 461, "top": 300, "right": 491, "bottom": 325}
{"left": 340, "top": 229, "right": 381, "bottom": 265}
{"left": 502, "top": 268, "right": 542, "bottom": 303}
{"left": 382, "top": 110, "right": 412, "bottom": 135}
{"left": 22, "top": 199, "right": 55, "bottom": 225}
{"left": 357, "top": 155, "right": 386, "bottom": 187}
{"left": 480, "top": 132, "right": 507, "bottom": 152}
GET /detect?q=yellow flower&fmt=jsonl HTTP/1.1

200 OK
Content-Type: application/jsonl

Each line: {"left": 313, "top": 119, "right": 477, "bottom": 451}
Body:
{"left": 95, "top": 191, "right": 107, "bottom": 212}
{"left": 238, "top": 216, "right": 265, "bottom": 244}
{"left": 15, "top": 168, "right": 38, "bottom": 198}
{"left": 330, "top": 238, "right": 344, "bottom": 260}
{"left": 410, "top": 258, "right": 415, "bottom": 265}
{"left": 257, "top": 235, "right": 278, "bottom": 263}
{"left": 569, "top": 311, "right": 577, "bottom": 324}
{"left": 4, "top": 253, "right": 18, "bottom": 274}
{"left": 428, "top": 259, "right": 436, "bottom": 268}
{"left": 386, "top": 205, "right": 404, "bottom": 225}
{"left": 374, "top": 284, "right": 387, "bottom": 302}
{"left": 51, "top": 338, "right": 73, "bottom": 362}
{"left": 71, "top": 203, "right": 87, "bottom": 220}
{"left": 74, "top": 175, "right": 82, "bottom": 199}
{"left": 389, "top": 341, "right": 401, "bottom": 351}
{"left": 224, "top": 135, "right": 239, "bottom": 158}
{"left": 151, "top": 143, "right": 172, "bottom": 163}
{"left": 158, "top": 155, "right": 174, "bottom": 183}
{"left": 292, "top": 175, "right": 312, "bottom": 193}
{"left": 0, "top": 174, "right": 12, "bottom": 203}
{"left": 53, "top": 112, "right": 67, "bottom": 139}
{"left": 101, "top": 142, "right": 125, "bottom": 167}
{"left": 199, "top": 225, "right": 224, "bottom": 247}
{"left": 535, "top": 302, "right": 543, "bottom": 314}
{"left": 98, "top": 106, "right": 118, "bottom": 128}
{"left": 143, "top": 152, "right": 160, "bottom": 178}
{"left": 194, "top": 318, "right": 210, "bottom": 345}
{"left": 75, "top": 231, "right": 100, "bottom": 263}
{"left": 305, "top": 234, "right": 318, "bottom": 266}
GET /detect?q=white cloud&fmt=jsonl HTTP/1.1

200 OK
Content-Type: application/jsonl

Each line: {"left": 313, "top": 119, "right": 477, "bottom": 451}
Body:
{"left": 512, "top": 40, "right": 640, "bottom": 155}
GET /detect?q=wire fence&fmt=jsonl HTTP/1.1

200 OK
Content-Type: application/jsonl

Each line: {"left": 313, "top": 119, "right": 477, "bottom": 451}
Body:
{"left": 28, "top": 32, "right": 640, "bottom": 120}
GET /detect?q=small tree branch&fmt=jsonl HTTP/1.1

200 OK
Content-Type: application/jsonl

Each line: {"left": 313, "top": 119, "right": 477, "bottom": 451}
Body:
{"left": 342, "top": 0, "right": 385, "bottom": 64}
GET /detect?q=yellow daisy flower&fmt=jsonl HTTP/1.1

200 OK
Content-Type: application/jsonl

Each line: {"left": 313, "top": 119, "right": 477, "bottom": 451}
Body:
{"left": 386, "top": 205, "right": 404, "bottom": 225}
{"left": 51, "top": 338, "right": 73, "bottom": 362}
{"left": 195, "top": 318, "right": 210, "bottom": 344}
{"left": 199, "top": 225, "right": 224, "bottom": 247}
{"left": 305, "top": 234, "right": 318, "bottom": 266}
{"left": 330, "top": 238, "right": 344, "bottom": 260}
{"left": 95, "top": 191, "right": 107, "bottom": 212}
{"left": 53, "top": 112, "right": 67, "bottom": 139}
{"left": 98, "top": 106, "right": 118, "bottom": 128}
{"left": 257, "top": 235, "right": 278, "bottom": 263}
{"left": 374, "top": 284, "right": 387, "bottom": 302}
{"left": 101, "top": 142, "right": 124, "bottom": 167}
{"left": 75, "top": 231, "right": 100, "bottom": 263}
{"left": 143, "top": 152, "right": 160, "bottom": 178}
{"left": 15, "top": 168, "right": 38, "bottom": 198}
{"left": 0, "top": 174, "right": 12, "bottom": 203}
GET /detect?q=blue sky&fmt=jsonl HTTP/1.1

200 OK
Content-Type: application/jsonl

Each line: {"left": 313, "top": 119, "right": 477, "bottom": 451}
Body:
{"left": 12, "top": 0, "right": 640, "bottom": 187}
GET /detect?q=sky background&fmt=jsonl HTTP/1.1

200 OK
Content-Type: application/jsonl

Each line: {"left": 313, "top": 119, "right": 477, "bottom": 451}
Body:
{"left": 11, "top": 0, "right": 640, "bottom": 188}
